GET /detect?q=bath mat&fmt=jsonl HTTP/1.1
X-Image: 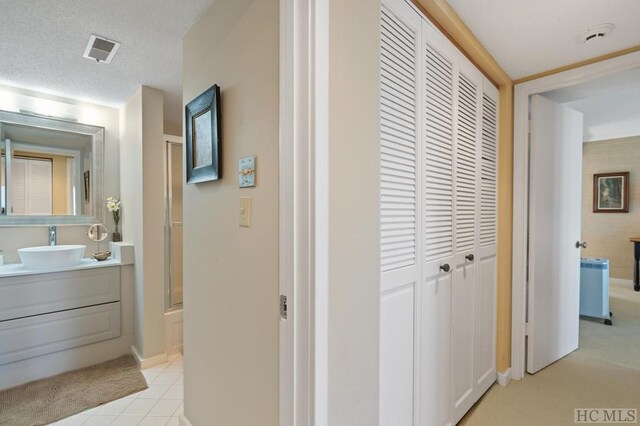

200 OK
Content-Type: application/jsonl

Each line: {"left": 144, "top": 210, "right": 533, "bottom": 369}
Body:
{"left": 0, "top": 354, "right": 148, "bottom": 426}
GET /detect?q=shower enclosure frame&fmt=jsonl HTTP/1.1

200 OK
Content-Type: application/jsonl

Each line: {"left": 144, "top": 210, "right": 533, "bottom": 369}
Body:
{"left": 164, "top": 136, "right": 184, "bottom": 312}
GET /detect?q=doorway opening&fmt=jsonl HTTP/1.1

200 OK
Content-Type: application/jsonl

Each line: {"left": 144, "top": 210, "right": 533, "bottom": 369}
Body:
{"left": 512, "top": 52, "right": 640, "bottom": 380}
{"left": 458, "top": 59, "right": 640, "bottom": 425}
{"left": 529, "top": 67, "right": 640, "bottom": 373}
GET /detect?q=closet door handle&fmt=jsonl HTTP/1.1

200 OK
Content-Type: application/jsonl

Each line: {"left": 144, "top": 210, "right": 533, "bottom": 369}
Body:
{"left": 465, "top": 254, "right": 475, "bottom": 262}
{"left": 440, "top": 263, "right": 451, "bottom": 273}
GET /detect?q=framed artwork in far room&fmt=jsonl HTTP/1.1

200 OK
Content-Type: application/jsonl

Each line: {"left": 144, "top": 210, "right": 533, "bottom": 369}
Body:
{"left": 593, "top": 172, "right": 630, "bottom": 213}
{"left": 185, "top": 84, "right": 222, "bottom": 184}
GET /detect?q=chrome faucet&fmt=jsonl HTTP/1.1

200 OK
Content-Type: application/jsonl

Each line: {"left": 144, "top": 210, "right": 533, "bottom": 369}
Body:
{"left": 49, "top": 225, "right": 57, "bottom": 246}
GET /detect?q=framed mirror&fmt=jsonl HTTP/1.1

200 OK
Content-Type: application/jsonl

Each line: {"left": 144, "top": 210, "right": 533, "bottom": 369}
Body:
{"left": 0, "top": 110, "right": 105, "bottom": 225}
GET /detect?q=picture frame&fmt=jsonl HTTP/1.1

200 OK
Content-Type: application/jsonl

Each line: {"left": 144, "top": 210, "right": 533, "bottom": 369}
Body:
{"left": 593, "top": 172, "right": 629, "bottom": 213}
{"left": 185, "top": 84, "right": 221, "bottom": 184}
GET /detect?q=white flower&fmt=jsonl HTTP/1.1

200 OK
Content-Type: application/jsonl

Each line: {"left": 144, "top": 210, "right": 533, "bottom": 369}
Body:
{"left": 106, "top": 197, "right": 121, "bottom": 212}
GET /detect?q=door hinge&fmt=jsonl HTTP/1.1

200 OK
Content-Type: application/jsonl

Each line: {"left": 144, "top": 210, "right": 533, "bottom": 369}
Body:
{"left": 527, "top": 119, "right": 532, "bottom": 134}
{"left": 280, "top": 295, "right": 288, "bottom": 320}
{"left": 524, "top": 322, "right": 529, "bottom": 336}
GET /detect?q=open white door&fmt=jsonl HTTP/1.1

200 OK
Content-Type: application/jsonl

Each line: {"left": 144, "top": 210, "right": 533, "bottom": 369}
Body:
{"left": 527, "top": 94, "right": 584, "bottom": 374}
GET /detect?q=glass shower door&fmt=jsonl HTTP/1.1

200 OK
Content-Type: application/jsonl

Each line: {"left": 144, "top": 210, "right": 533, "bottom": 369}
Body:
{"left": 165, "top": 141, "right": 183, "bottom": 310}
{"left": 1, "top": 140, "right": 5, "bottom": 215}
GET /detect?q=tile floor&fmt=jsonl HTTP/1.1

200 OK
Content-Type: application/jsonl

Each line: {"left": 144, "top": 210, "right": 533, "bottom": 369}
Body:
{"left": 52, "top": 354, "right": 184, "bottom": 426}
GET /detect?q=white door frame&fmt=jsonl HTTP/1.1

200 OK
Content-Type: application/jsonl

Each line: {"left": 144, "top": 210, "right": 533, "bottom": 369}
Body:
{"left": 279, "top": 0, "right": 329, "bottom": 425}
{"left": 511, "top": 51, "right": 640, "bottom": 380}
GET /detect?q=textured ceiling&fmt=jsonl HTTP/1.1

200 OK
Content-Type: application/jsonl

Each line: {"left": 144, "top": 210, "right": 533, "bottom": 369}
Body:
{"left": 0, "top": 0, "right": 218, "bottom": 132}
{"left": 447, "top": 0, "right": 640, "bottom": 80}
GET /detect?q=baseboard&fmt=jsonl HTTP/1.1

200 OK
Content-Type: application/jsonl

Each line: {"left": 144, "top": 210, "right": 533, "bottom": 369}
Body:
{"left": 497, "top": 368, "right": 511, "bottom": 387}
{"left": 131, "top": 345, "right": 168, "bottom": 369}
{"left": 179, "top": 414, "right": 193, "bottom": 426}
{"left": 168, "top": 344, "right": 184, "bottom": 358}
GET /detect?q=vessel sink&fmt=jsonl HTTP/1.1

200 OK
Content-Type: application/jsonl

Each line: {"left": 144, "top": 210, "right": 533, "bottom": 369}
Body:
{"left": 17, "top": 245, "right": 86, "bottom": 269}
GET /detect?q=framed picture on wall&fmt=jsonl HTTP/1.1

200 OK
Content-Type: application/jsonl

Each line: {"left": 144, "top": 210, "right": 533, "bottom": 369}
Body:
{"left": 185, "top": 84, "right": 222, "bottom": 184}
{"left": 593, "top": 172, "right": 630, "bottom": 213}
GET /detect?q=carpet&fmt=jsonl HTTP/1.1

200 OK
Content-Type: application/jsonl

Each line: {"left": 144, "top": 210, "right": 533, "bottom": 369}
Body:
{"left": 459, "top": 279, "right": 640, "bottom": 426}
{"left": 0, "top": 355, "right": 148, "bottom": 426}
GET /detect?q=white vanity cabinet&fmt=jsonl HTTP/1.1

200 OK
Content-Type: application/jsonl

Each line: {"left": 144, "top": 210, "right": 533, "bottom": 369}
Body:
{"left": 0, "top": 301, "right": 121, "bottom": 366}
{"left": 379, "top": 1, "right": 499, "bottom": 425}
{"left": 0, "top": 265, "right": 121, "bottom": 366}
{"left": 0, "top": 243, "right": 134, "bottom": 389}
{"left": 0, "top": 265, "right": 120, "bottom": 321}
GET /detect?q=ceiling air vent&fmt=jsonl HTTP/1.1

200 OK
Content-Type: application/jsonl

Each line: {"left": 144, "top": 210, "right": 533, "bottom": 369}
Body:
{"left": 579, "top": 24, "right": 614, "bottom": 44}
{"left": 83, "top": 34, "right": 120, "bottom": 63}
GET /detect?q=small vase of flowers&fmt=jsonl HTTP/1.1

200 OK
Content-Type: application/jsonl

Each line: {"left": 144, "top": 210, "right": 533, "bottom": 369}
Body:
{"left": 106, "top": 197, "right": 122, "bottom": 242}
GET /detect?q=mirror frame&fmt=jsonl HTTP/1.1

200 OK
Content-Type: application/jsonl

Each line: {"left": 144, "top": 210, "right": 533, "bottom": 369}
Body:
{"left": 0, "top": 110, "right": 105, "bottom": 226}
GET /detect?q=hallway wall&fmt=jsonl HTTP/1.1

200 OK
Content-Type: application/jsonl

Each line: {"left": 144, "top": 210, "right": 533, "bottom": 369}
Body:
{"left": 328, "top": 0, "right": 381, "bottom": 424}
{"left": 581, "top": 136, "right": 640, "bottom": 279}
{"left": 182, "top": 0, "right": 279, "bottom": 424}
{"left": 119, "top": 86, "right": 167, "bottom": 359}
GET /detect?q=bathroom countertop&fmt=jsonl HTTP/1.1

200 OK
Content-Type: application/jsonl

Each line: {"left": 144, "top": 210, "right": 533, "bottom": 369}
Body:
{"left": 0, "top": 258, "right": 122, "bottom": 278}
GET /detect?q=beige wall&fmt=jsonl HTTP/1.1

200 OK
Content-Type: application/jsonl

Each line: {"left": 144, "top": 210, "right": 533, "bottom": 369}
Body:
{"left": 50, "top": 155, "right": 69, "bottom": 215}
{"left": 163, "top": 120, "right": 182, "bottom": 138}
{"left": 141, "top": 87, "right": 167, "bottom": 358}
{"left": 182, "top": 0, "right": 279, "bottom": 424}
{"left": 581, "top": 136, "right": 640, "bottom": 279}
{"left": 120, "top": 88, "right": 144, "bottom": 353}
{"left": 0, "top": 86, "right": 120, "bottom": 263}
{"left": 119, "top": 86, "right": 167, "bottom": 359}
{"left": 327, "top": 0, "right": 380, "bottom": 424}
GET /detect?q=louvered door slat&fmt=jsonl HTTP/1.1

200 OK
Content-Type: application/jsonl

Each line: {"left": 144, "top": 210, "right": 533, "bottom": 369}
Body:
{"left": 380, "top": 6, "right": 418, "bottom": 273}
{"left": 424, "top": 45, "right": 454, "bottom": 262}
{"left": 455, "top": 74, "right": 478, "bottom": 253}
{"left": 480, "top": 93, "right": 498, "bottom": 247}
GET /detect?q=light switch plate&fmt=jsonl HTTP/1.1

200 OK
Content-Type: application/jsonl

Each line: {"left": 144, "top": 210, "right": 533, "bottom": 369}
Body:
{"left": 238, "top": 156, "right": 256, "bottom": 188}
{"left": 239, "top": 196, "right": 251, "bottom": 227}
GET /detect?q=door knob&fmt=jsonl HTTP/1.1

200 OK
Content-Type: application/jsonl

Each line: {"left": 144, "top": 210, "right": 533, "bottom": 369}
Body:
{"left": 465, "top": 254, "right": 475, "bottom": 262}
{"left": 440, "top": 263, "right": 451, "bottom": 273}
{"left": 576, "top": 241, "right": 587, "bottom": 249}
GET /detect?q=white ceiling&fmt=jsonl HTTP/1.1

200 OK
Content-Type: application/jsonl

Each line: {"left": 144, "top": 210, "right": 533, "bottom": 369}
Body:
{"left": 544, "top": 67, "right": 640, "bottom": 142}
{"left": 0, "top": 0, "right": 217, "bottom": 132}
{"left": 447, "top": 0, "right": 640, "bottom": 80}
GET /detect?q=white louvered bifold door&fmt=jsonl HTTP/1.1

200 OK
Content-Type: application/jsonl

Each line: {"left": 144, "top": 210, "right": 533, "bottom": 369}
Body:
{"left": 472, "top": 81, "right": 499, "bottom": 408}
{"left": 454, "top": 73, "right": 479, "bottom": 254}
{"left": 379, "top": 1, "right": 421, "bottom": 425}
{"left": 419, "top": 18, "right": 456, "bottom": 426}
{"left": 380, "top": 2, "right": 499, "bottom": 426}
{"left": 451, "top": 62, "right": 483, "bottom": 424}
{"left": 480, "top": 91, "right": 498, "bottom": 250}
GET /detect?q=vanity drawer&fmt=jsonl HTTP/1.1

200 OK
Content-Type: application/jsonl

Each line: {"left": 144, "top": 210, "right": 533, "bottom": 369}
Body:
{"left": 0, "top": 266, "right": 120, "bottom": 321}
{"left": 0, "top": 302, "right": 121, "bottom": 366}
